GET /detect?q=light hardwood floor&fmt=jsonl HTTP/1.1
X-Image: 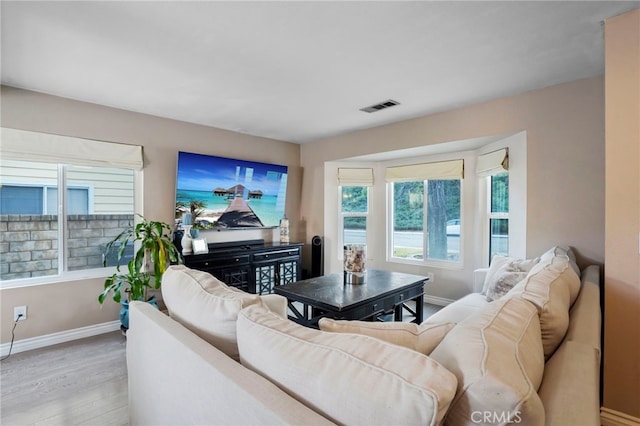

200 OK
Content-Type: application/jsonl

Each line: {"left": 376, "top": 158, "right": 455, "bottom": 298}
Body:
{"left": 0, "top": 303, "right": 442, "bottom": 425}
{"left": 1, "top": 331, "right": 128, "bottom": 426}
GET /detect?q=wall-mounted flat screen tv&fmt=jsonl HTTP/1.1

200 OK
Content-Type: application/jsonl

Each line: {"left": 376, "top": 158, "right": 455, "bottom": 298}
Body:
{"left": 175, "top": 151, "right": 288, "bottom": 229}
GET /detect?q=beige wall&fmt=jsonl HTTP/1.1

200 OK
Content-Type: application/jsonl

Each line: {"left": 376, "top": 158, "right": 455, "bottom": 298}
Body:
{"left": 603, "top": 9, "right": 640, "bottom": 419}
{"left": 0, "top": 86, "right": 301, "bottom": 343}
{"left": 300, "top": 76, "right": 606, "bottom": 274}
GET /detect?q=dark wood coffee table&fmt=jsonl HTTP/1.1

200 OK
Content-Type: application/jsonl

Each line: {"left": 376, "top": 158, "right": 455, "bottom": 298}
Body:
{"left": 274, "top": 269, "right": 428, "bottom": 328}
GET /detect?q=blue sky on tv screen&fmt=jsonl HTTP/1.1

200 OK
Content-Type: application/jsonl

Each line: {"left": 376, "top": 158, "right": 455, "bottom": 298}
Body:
{"left": 176, "top": 151, "right": 288, "bottom": 195}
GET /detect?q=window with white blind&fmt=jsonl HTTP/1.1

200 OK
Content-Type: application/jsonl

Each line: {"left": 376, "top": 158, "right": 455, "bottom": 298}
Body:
{"left": 477, "top": 148, "right": 510, "bottom": 261}
{"left": 338, "top": 168, "right": 372, "bottom": 253}
{"left": 0, "top": 128, "right": 142, "bottom": 285}
{"left": 386, "top": 159, "right": 463, "bottom": 265}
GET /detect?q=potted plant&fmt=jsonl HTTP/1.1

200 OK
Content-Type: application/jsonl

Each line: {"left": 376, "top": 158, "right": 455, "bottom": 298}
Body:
{"left": 99, "top": 215, "right": 183, "bottom": 330}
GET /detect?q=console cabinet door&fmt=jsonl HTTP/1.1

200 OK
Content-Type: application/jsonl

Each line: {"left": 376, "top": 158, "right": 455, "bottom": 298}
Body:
{"left": 216, "top": 264, "right": 252, "bottom": 293}
{"left": 183, "top": 254, "right": 252, "bottom": 292}
{"left": 252, "top": 247, "right": 301, "bottom": 295}
{"left": 253, "top": 258, "right": 300, "bottom": 295}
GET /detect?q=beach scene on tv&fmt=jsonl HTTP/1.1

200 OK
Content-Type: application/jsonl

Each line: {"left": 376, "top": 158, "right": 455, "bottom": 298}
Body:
{"left": 175, "top": 151, "right": 288, "bottom": 229}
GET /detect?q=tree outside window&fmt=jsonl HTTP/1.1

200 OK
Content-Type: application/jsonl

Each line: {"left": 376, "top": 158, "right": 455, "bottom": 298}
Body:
{"left": 341, "top": 186, "right": 368, "bottom": 246}
{"left": 391, "top": 179, "right": 460, "bottom": 262}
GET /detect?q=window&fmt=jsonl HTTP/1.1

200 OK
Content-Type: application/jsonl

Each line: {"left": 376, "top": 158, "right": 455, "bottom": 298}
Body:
{"left": 1, "top": 185, "right": 89, "bottom": 215}
{"left": 0, "top": 128, "right": 143, "bottom": 284}
{"left": 476, "top": 147, "right": 510, "bottom": 262}
{"left": 0, "top": 160, "right": 136, "bottom": 281}
{"left": 337, "top": 168, "right": 373, "bottom": 255}
{"left": 390, "top": 179, "right": 461, "bottom": 263}
{"left": 386, "top": 159, "right": 463, "bottom": 265}
{"left": 488, "top": 172, "right": 509, "bottom": 260}
{"left": 340, "top": 186, "right": 368, "bottom": 246}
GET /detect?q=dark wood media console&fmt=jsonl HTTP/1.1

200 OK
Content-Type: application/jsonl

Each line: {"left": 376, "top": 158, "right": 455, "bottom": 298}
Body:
{"left": 182, "top": 239, "right": 303, "bottom": 295}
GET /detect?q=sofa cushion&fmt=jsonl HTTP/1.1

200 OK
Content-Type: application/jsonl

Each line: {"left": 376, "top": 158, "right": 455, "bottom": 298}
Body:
{"left": 538, "top": 340, "right": 601, "bottom": 426}
{"left": 566, "top": 265, "right": 601, "bottom": 354}
{"left": 161, "top": 265, "right": 263, "bottom": 361}
{"left": 539, "top": 246, "right": 581, "bottom": 304}
{"left": 507, "top": 254, "right": 580, "bottom": 359}
{"left": 423, "top": 293, "right": 488, "bottom": 325}
{"left": 429, "top": 297, "right": 545, "bottom": 426}
{"left": 483, "top": 255, "right": 539, "bottom": 302}
{"left": 237, "top": 304, "right": 458, "bottom": 426}
{"left": 318, "top": 317, "right": 455, "bottom": 355}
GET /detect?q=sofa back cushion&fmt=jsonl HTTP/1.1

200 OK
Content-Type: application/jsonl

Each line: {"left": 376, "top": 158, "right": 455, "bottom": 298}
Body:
{"left": 507, "top": 253, "right": 580, "bottom": 358}
{"left": 237, "top": 304, "right": 458, "bottom": 426}
{"left": 429, "top": 297, "right": 545, "bottom": 426}
{"left": 161, "top": 265, "right": 263, "bottom": 361}
{"left": 318, "top": 317, "right": 454, "bottom": 355}
{"left": 539, "top": 246, "right": 581, "bottom": 305}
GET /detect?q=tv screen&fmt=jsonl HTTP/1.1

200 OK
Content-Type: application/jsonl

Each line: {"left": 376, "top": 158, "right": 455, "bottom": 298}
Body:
{"left": 175, "top": 151, "right": 288, "bottom": 229}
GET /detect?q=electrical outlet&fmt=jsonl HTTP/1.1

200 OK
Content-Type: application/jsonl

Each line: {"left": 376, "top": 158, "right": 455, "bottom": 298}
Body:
{"left": 14, "top": 306, "right": 27, "bottom": 321}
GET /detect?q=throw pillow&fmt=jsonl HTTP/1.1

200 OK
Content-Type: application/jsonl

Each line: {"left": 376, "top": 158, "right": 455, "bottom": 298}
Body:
{"left": 482, "top": 255, "right": 539, "bottom": 302}
{"left": 237, "top": 304, "right": 458, "bottom": 426}
{"left": 318, "top": 318, "right": 455, "bottom": 355}
{"left": 161, "top": 265, "right": 263, "bottom": 361}
{"left": 485, "top": 270, "right": 528, "bottom": 302}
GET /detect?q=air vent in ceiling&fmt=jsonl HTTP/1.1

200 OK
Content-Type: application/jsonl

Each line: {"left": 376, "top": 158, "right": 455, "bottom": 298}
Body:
{"left": 360, "top": 99, "right": 400, "bottom": 113}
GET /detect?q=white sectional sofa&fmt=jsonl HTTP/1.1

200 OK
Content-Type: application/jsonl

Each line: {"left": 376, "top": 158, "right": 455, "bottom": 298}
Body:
{"left": 127, "top": 247, "right": 602, "bottom": 425}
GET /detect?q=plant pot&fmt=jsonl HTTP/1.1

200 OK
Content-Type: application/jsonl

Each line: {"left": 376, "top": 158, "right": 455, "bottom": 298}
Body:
{"left": 120, "top": 296, "right": 159, "bottom": 332}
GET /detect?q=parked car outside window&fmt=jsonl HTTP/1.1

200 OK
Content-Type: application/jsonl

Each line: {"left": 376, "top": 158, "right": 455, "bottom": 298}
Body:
{"left": 446, "top": 219, "right": 460, "bottom": 236}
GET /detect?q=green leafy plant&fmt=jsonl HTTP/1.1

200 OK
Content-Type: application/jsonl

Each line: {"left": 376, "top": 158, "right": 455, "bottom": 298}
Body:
{"left": 99, "top": 215, "right": 182, "bottom": 304}
{"left": 99, "top": 261, "right": 152, "bottom": 304}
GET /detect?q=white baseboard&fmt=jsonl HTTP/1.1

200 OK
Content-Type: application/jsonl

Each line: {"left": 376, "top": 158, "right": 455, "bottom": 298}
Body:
{"left": 601, "top": 407, "right": 640, "bottom": 426}
{"left": 1, "top": 320, "right": 121, "bottom": 357}
{"left": 423, "top": 295, "right": 455, "bottom": 306}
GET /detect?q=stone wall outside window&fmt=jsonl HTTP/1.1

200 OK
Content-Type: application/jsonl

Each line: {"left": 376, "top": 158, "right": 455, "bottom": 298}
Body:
{"left": 0, "top": 214, "right": 134, "bottom": 281}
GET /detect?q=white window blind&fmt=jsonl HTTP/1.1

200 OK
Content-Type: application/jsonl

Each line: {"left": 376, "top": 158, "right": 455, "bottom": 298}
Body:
{"left": 1, "top": 127, "right": 143, "bottom": 170}
{"left": 476, "top": 148, "right": 508, "bottom": 177}
{"left": 338, "top": 168, "right": 374, "bottom": 187}
{"left": 385, "top": 159, "right": 463, "bottom": 182}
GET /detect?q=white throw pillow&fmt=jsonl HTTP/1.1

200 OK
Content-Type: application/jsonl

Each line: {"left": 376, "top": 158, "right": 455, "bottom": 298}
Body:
{"left": 161, "top": 265, "right": 263, "bottom": 361}
{"left": 237, "top": 304, "right": 458, "bottom": 426}
{"left": 430, "top": 297, "right": 545, "bottom": 425}
{"left": 318, "top": 318, "right": 455, "bottom": 355}
{"left": 482, "top": 255, "right": 539, "bottom": 301}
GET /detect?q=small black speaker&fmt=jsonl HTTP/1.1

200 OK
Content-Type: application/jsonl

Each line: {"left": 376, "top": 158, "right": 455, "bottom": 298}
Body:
{"left": 311, "top": 235, "right": 324, "bottom": 277}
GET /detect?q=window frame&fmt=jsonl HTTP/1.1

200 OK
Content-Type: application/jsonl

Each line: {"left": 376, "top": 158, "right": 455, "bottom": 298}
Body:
{"left": 387, "top": 178, "right": 464, "bottom": 269}
{"left": 0, "top": 183, "right": 92, "bottom": 215}
{"left": 0, "top": 163, "right": 141, "bottom": 289}
{"left": 338, "top": 185, "right": 369, "bottom": 259}
{"left": 486, "top": 172, "right": 509, "bottom": 263}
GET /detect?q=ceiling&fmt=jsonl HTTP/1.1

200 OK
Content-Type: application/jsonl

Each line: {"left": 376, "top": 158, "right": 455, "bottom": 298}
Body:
{"left": 2, "top": 1, "right": 638, "bottom": 144}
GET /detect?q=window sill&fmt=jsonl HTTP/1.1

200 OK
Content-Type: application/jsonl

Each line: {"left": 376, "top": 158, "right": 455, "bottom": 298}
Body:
{"left": 0, "top": 267, "right": 118, "bottom": 290}
{"left": 388, "top": 256, "right": 464, "bottom": 270}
